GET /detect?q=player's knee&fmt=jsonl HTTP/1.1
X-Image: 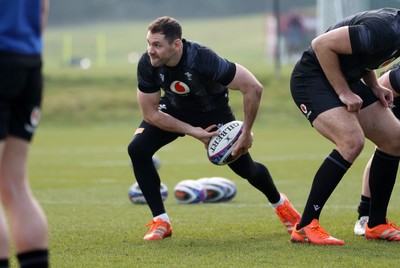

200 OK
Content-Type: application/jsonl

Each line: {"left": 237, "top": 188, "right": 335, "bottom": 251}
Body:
{"left": 384, "top": 133, "right": 400, "bottom": 156}
{"left": 127, "top": 139, "right": 152, "bottom": 165}
{"left": 339, "top": 135, "right": 365, "bottom": 162}
{"left": 0, "top": 184, "right": 26, "bottom": 208}
{"left": 238, "top": 162, "right": 267, "bottom": 180}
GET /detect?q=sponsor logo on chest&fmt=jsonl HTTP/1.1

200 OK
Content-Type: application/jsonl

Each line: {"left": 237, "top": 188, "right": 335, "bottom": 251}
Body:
{"left": 170, "top": 81, "right": 190, "bottom": 94}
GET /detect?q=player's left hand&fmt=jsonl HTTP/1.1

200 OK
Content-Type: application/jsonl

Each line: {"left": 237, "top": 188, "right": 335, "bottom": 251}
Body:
{"left": 201, "top": 124, "right": 219, "bottom": 148}
{"left": 372, "top": 85, "right": 393, "bottom": 107}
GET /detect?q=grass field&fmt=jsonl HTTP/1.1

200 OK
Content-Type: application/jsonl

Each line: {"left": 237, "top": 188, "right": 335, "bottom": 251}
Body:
{"left": 25, "top": 124, "right": 400, "bottom": 268}
{"left": 16, "top": 14, "right": 400, "bottom": 268}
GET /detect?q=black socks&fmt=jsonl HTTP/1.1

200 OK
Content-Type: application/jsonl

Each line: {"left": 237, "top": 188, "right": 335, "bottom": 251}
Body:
{"left": 17, "top": 249, "right": 49, "bottom": 268}
{"left": 368, "top": 149, "right": 399, "bottom": 227}
{"left": 298, "top": 149, "right": 351, "bottom": 229}
{"left": 357, "top": 195, "right": 371, "bottom": 219}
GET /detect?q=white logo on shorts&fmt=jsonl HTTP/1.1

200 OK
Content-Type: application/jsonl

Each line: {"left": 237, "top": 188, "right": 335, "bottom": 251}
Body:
{"left": 30, "top": 107, "right": 41, "bottom": 127}
{"left": 24, "top": 106, "right": 41, "bottom": 133}
{"left": 300, "top": 104, "right": 312, "bottom": 119}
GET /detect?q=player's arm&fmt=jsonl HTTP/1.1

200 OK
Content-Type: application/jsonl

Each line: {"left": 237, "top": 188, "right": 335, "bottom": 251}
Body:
{"left": 378, "top": 68, "right": 400, "bottom": 98}
{"left": 311, "top": 26, "right": 363, "bottom": 113}
{"left": 362, "top": 71, "right": 393, "bottom": 106}
{"left": 226, "top": 63, "right": 262, "bottom": 156}
{"left": 136, "top": 89, "right": 218, "bottom": 145}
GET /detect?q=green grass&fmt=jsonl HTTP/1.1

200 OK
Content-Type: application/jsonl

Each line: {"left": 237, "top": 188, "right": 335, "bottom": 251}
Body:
{"left": 25, "top": 124, "right": 400, "bottom": 268}
{"left": 17, "top": 14, "right": 400, "bottom": 268}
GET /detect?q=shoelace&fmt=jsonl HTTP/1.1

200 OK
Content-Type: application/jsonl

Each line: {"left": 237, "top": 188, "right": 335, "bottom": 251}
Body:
{"left": 145, "top": 220, "right": 158, "bottom": 232}
{"left": 389, "top": 222, "right": 400, "bottom": 232}
{"left": 309, "top": 224, "right": 330, "bottom": 239}
{"left": 277, "top": 205, "right": 296, "bottom": 221}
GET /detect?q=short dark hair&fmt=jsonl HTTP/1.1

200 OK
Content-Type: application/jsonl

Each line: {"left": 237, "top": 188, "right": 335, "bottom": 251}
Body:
{"left": 148, "top": 16, "right": 182, "bottom": 44}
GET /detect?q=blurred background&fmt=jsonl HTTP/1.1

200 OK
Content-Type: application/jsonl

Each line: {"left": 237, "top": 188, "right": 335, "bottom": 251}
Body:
{"left": 42, "top": 0, "right": 400, "bottom": 125}
{"left": 45, "top": 0, "right": 400, "bottom": 69}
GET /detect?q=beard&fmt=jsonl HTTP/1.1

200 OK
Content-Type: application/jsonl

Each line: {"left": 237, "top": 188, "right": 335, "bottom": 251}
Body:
{"left": 149, "top": 56, "right": 163, "bottom": 67}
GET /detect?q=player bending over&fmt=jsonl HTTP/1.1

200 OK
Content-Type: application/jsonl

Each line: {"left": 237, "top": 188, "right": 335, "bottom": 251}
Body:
{"left": 127, "top": 16, "right": 300, "bottom": 240}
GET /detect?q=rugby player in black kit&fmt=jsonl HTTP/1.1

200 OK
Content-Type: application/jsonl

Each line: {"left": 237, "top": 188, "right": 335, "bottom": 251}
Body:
{"left": 354, "top": 62, "right": 400, "bottom": 236}
{"left": 127, "top": 16, "right": 300, "bottom": 240}
{"left": 290, "top": 8, "right": 400, "bottom": 245}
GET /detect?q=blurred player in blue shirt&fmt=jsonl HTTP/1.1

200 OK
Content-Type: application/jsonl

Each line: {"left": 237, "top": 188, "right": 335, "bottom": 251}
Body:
{"left": 0, "top": 0, "right": 49, "bottom": 267}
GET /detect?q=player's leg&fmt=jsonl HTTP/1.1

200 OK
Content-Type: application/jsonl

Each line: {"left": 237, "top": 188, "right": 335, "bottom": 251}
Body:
{"left": 128, "top": 121, "right": 179, "bottom": 217}
{"left": 0, "top": 210, "right": 9, "bottom": 267}
{"left": 354, "top": 66, "right": 400, "bottom": 235}
{"left": 229, "top": 153, "right": 280, "bottom": 202}
{"left": 0, "top": 137, "right": 49, "bottom": 255}
{"left": 228, "top": 153, "right": 301, "bottom": 234}
{"left": 360, "top": 157, "right": 372, "bottom": 204}
{"left": 354, "top": 97, "right": 400, "bottom": 235}
{"left": 0, "top": 57, "right": 49, "bottom": 266}
{"left": 290, "top": 107, "right": 363, "bottom": 245}
{"left": 358, "top": 101, "right": 400, "bottom": 240}
{"left": 289, "top": 69, "right": 365, "bottom": 244}
{"left": 127, "top": 121, "right": 179, "bottom": 240}
{"left": 353, "top": 156, "right": 371, "bottom": 236}
{"left": 0, "top": 54, "right": 12, "bottom": 263}
{"left": 0, "top": 142, "right": 10, "bottom": 264}
{"left": 299, "top": 107, "right": 362, "bottom": 227}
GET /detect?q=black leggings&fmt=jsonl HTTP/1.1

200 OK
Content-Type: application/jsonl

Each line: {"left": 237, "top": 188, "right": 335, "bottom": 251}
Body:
{"left": 127, "top": 120, "right": 280, "bottom": 217}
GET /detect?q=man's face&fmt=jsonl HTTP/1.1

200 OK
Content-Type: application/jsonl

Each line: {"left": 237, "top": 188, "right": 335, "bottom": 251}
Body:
{"left": 146, "top": 31, "right": 177, "bottom": 67}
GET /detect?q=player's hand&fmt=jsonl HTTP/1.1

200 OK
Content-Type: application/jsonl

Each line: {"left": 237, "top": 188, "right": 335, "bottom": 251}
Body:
{"left": 372, "top": 85, "right": 393, "bottom": 107}
{"left": 338, "top": 91, "right": 363, "bottom": 113}
{"left": 195, "top": 124, "right": 219, "bottom": 148}
{"left": 232, "top": 131, "right": 253, "bottom": 157}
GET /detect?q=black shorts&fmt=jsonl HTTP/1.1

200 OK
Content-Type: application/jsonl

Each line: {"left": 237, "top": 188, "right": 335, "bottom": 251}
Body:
{"left": 0, "top": 53, "right": 43, "bottom": 141}
{"left": 130, "top": 98, "right": 235, "bottom": 157}
{"left": 158, "top": 97, "right": 235, "bottom": 129}
{"left": 290, "top": 61, "right": 378, "bottom": 124}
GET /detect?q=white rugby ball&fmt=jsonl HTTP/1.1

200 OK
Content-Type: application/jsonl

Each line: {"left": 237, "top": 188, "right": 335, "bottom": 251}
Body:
{"left": 128, "top": 182, "right": 168, "bottom": 205}
{"left": 210, "top": 177, "right": 237, "bottom": 201}
{"left": 129, "top": 154, "right": 161, "bottom": 170}
{"left": 207, "top": 120, "right": 243, "bottom": 165}
{"left": 152, "top": 154, "right": 161, "bottom": 170}
{"left": 174, "top": 180, "right": 206, "bottom": 204}
{"left": 197, "top": 177, "right": 228, "bottom": 203}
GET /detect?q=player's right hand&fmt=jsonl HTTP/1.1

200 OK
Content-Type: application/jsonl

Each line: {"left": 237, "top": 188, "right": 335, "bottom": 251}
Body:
{"left": 339, "top": 91, "right": 363, "bottom": 113}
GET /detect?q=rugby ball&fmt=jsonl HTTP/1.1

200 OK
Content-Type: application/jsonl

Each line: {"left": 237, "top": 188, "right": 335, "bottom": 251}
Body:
{"left": 128, "top": 182, "right": 168, "bottom": 205}
{"left": 130, "top": 154, "right": 161, "bottom": 170}
{"left": 207, "top": 121, "right": 243, "bottom": 165}
{"left": 174, "top": 180, "right": 206, "bottom": 204}
{"left": 197, "top": 177, "right": 228, "bottom": 203}
{"left": 210, "top": 177, "right": 237, "bottom": 201}
{"left": 152, "top": 154, "right": 162, "bottom": 170}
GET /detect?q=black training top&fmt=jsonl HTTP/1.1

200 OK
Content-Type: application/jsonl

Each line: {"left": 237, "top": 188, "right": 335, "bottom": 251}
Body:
{"left": 137, "top": 39, "right": 237, "bottom": 112}
{"left": 389, "top": 62, "right": 400, "bottom": 93}
{"left": 303, "top": 8, "right": 400, "bottom": 83}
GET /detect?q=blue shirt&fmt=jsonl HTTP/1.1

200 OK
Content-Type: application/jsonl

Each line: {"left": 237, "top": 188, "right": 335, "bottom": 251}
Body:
{"left": 0, "top": 0, "right": 42, "bottom": 55}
